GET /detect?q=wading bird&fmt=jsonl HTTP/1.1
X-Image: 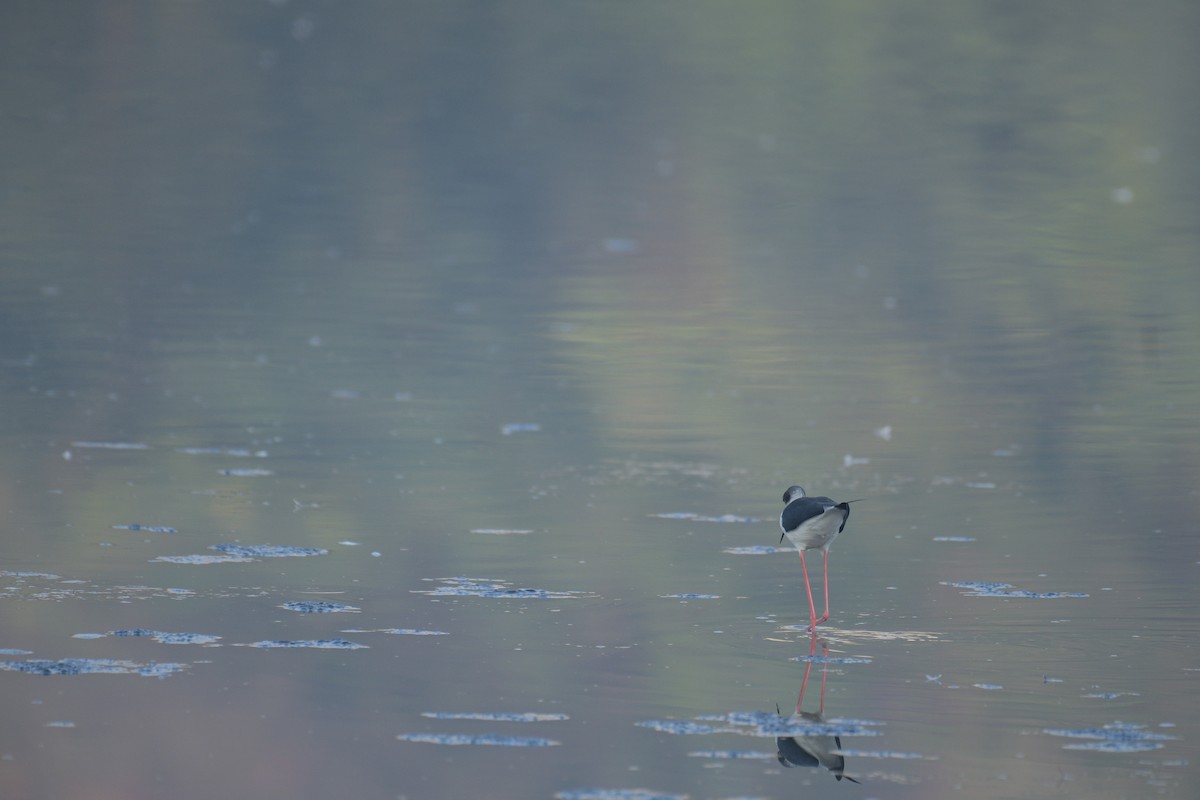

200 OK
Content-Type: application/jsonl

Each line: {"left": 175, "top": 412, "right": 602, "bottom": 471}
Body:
{"left": 779, "top": 486, "right": 858, "bottom": 631}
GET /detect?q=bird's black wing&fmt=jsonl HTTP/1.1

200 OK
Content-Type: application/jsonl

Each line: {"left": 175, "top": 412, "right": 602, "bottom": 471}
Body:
{"left": 780, "top": 498, "right": 827, "bottom": 534}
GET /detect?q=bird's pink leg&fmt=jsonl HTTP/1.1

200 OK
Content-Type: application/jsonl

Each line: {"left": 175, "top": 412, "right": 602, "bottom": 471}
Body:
{"left": 796, "top": 635, "right": 817, "bottom": 713}
{"left": 818, "top": 638, "right": 830, "bottom": 716}
{"left": 814, "top": 550, "right": 831, "bottom": 627}
{"left": 799, "top": 549, "right": 818, "bottom": 631}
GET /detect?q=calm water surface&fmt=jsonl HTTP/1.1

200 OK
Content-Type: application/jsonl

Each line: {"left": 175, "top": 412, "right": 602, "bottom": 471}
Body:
{"left": 3, "top": 3, "right": 1199, "bottom": 799}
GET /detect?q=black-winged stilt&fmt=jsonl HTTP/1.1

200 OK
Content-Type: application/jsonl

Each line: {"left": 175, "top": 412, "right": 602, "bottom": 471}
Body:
{"left": 779, "top": 485, "right": 858, "bottom": 631}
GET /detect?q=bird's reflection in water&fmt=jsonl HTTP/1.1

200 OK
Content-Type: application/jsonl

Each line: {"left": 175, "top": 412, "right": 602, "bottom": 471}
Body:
{"left": 775, "top": 635, "right": 860, "bottom": 783}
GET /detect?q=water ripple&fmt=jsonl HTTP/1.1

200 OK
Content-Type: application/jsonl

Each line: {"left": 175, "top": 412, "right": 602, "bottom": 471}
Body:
{"left": 636, "top": 712, "right": 883, "bottom": 739}
{"left": 0, "top": 658, "right": 186, "bottom": 677}
{"left": 152, "top": 554, "right": 256, "bottom": 565}
{"left": 242, "top": 639, "right": 368, "bottom": 650}
{"left": 396, "top": 732, "right": 559, "bottom": 747}
{"left": 686, "top": 749, "right": 774, "bottom": 760}
{"left": 723, "top": 711, "right": 883, "bottom": 738}
{"left": 941, "top": 581, "right": 1088, "bottom": 599}
{"left": 176, "top": 447, "right": 268, "bottom": 457}
{"left": 1042, "top": 722, "right": 1175, "bottom": 752}
{"left": 555, "top": 790, "right": 687, "bottom": 800}
{"left": 790, "top": 654, "right": 873, "bottom": 664}
{"left": 414, "top": 576, "right": 594, "bottom": 600}
{"left": 653, "top": 512, "right": 760, "bottom": 523}
{"left": 69, "top": 441, "right": 148, "bottom": 450}
{"left": 835, "top": 748, "right": 938, "bottom": 760}
{"left": 110, "top": 630, "right": 221, "bottom": 645}
{"left": 341, "top": 628, "right": 449, "bottom": 636}
{"left": 722, "top": 545, "right": 789, "bottom": 555}
{"left": 635, "top": 719, "right": 724, "bottom": 735}
{"left": 112, "top": 524, "right": 177, "bottom": 534}
{"left": 421, "top": 711, "right": 569, "bottom": 722}
{"left": 212, "top": 544, "right": 328, "bottom": 558}
{"left": 281, "top": 601, "right": 359, "bottom": 614}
